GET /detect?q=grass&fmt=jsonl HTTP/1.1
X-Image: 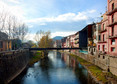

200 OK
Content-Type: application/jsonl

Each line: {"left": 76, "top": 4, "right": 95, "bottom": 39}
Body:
{"left": 69, "top": 54, "right": 109, "bottom": 83}
{"left": 28, "top": 51, "right": 44, "bottom": 66}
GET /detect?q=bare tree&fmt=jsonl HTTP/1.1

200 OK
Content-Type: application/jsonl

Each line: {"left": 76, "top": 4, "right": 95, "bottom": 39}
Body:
{"left": 34, "top": 30, "right": 44, "bottom": 44}
{"left": 18, "top": 23, "right": 28, "bottom": 41}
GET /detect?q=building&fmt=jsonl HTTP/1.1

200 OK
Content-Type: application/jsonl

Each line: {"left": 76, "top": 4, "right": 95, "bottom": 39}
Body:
{"left": 107, "top": 0, "right": 117, "bottom": 56}
{"left": 69, "top": 34, "right": 75, "bottom": 48}
{"left": 53, "top": 40, "right": 61, "bottom": 48}
{"left": 74, "top": 32, "right": 79, "bottom": 48}
{"left": 88, "top": 23, "right": 97, "bottom": 55}
{"left": 79, "top": 24, "right": 93, "bottom": 48}
{"left": 97, "top": 13, "right": 108, "bottom": 54}
{"left": 0, "top": 32, "right": 12, "bottom": 51}
{"left": 96, "top": 22, "right": 102, "bottom": 43}
{"left": 61, "top": 37, "right": 67, "bottom": 48}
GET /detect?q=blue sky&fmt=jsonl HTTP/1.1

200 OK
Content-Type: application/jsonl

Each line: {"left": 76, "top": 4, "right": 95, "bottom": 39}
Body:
{"left": 1, "top": 0, "right": 107, "bottom": 40}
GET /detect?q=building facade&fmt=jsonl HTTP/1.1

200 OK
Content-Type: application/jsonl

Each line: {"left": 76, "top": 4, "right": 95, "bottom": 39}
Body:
{"left": 0, "top": 32, "right": 12, "bottom": 51}
{"left": 107, "top": 0, "right": 117, "bottom": 56}
{"left": 74, "top": 32, "right": 79, "bottom": 48}
{"left": 97, "top": 13, "right": 109, "bottom": 54}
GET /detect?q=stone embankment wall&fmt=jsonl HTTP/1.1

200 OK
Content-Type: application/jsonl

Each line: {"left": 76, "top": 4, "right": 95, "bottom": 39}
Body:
{"left": 69, "top": 50, "right": 117, "bottom": 76}
{"left": 0, "top": 49, "right": 30, "bottom": 84}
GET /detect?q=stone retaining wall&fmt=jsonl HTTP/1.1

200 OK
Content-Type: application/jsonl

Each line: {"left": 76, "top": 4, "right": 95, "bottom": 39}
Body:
{"left": 67, "top": 50, "right": 117, "bottom": 76}
{"left": 0, "top": 49, "right": 30, "bottom": 84}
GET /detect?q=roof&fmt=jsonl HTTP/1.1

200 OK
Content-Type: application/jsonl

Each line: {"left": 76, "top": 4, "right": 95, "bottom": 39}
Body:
{"left": 0, "top": 31, "right": 8, "bottom": 40}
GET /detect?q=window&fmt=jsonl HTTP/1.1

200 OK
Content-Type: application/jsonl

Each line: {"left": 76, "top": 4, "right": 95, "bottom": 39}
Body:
{"left": 112, "top": 3, "right": 114, "bottom": 10}
{"left": 94, "top": 48, "right": 95, "bottom": 52}
{"left": 103, "top": 56, "right": 105, "bottom": 59}
{"left": 112, "top": 27, "right": 114, "bottom": 36}
{"left": 99, "top": 35, "right": 101, "bottom": 41}
{"left": 111, "top": 47, "right": 115, "bottom": 52}
{"left": 103, "top": 45, "right": 105, "bottom": 51}
{"left": 99, "top": 24, "right": 101, "bottom": 31}
{"left": 98, "top": 45, "right": 100, "bottom": 50}
{"left": 103, "top": 24, "right": 105, "bottom": 30}
{"left": 103, "top": 34, "right": 105, "bottom": 41}
{"left": 0, "top": 41, "right": 3, "bottom": 48}
{"left": 112, "top": 15, "right": 114, "bottom": 23}
{"left": 112, "top": 39, "right": 115, "bottom": 45}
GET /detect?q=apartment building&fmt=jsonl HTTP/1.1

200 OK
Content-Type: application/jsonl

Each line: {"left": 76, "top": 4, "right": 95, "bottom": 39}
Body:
{"left": 107, "top": 0, "right": 117, "bottom": 56}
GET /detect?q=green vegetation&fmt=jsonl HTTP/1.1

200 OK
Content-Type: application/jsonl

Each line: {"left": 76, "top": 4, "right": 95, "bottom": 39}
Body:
{"left": 29, "top": 51, "right": 44, "bottom": 66}
{"left": 69, "top": 54, "right": 110, "bottom": 83}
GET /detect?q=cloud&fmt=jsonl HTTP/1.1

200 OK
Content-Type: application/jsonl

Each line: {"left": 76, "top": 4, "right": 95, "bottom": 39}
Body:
{"left": 88, "top": 10, "right": 96, "bottom": 13}
{"left": 26, "top": 9, "right": 96, "bottom": 24}
{"left": 8, "top": 0, "right": 20, "bottom": 4}
{"left": 28, "top": 25, "right": 34, "bottom": 28}
{"left": 25, "top": 31, "right": 76, "bottom": 42}
{"left": 25, "top": 33, "right": 35, "bottom": 41}
{"left": 51, "top": 31, "right": 76, "bottom": 38}
{"left": 0, "top": 1, "right": 25, "bottom": 21}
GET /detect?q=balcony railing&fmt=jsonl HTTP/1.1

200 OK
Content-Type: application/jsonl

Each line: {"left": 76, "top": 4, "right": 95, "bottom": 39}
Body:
{"left": 108, "top": 35, "right": 117, "bottom": 39}
{"left": 98, "top": 40, "right": 107, "bottom": 43}
{"left": 107, "top": 21, "right": 117, "bottom": 27}
{"left": 98, "top": 51, "right": 107, "bottom": 55}
{"left": 74, "top": 37, "right": 79, "bottom": 40}
{"left": 107, "top": 7, "right": 117, "bottom": 16}
{"left": 99, "top": 29, "right": 107, "bottom": 33}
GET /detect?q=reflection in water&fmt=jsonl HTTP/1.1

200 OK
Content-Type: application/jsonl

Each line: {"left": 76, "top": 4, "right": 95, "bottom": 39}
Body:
{"left": 11, "top": 51, "right": 89, "bottom": 84}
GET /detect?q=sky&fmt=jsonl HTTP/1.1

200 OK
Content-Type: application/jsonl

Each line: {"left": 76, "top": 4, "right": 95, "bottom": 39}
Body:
{"left": 0, "top": 0, "right": 107, "bottom": 41}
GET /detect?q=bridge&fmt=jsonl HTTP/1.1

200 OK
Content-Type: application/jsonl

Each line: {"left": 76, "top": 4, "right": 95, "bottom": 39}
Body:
{"left": 28, "top": 47, "right": 82, "bottom": 51}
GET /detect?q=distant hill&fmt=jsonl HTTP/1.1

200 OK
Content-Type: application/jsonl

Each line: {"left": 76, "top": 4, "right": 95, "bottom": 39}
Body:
{"left": 53, "top": 36, "right": 63, "bottom": 41}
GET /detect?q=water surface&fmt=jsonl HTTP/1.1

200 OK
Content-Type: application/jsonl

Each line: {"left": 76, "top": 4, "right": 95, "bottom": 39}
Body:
{"left": 11, "top": 51, "right": 88, "bottom": 84}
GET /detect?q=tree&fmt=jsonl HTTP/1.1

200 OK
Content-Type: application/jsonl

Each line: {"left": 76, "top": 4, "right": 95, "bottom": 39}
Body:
{"left": 0, "top": 6, "right": 28, "bottom": 41}
{"left": 34, "top": 30, "right": 44, "bottom": 46}
{"left": 38, "top": 31, "right": 53, "bottom": 48}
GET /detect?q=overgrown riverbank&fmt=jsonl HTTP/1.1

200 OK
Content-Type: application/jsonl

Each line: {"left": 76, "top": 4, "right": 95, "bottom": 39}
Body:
{"left": 28, "top": 51, "right": 44, "bottom": 66}
{"left": 69, "top": 54, "right": 117, "bottom": 84}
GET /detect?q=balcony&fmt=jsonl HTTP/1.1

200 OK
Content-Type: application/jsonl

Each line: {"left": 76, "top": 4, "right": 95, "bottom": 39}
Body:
{"left": 99, "top": 29, "right": 107, "bottom": 33}
{"left": 98, "top": 51, "right": 107, "bottom": 55}
{"left": 107, "top": 21, "right": 117, "bottom": 27}
{"left": 98, "top": 40, "right": 107, "bottom": 43}
{"left": 75, "top": 41, "right": 79, "bottom": 44}
{"left": 74, "top": 37, "right": 79, "bottom": 40}
{"left": 108, "top": 35, "right": 117, "bottom": 39}
{"left": 107, "top": 7, "right": 117, "bottom": 16}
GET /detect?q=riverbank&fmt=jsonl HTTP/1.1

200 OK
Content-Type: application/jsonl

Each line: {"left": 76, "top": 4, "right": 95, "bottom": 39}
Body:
{"left": 28, "top": 51, "right": 44, "bottom": 66}
{"left": 60, "top": 51, "right": 117, "bottom": 84}
{"left": 71, "top": 53, "right": 117, "bottom": 84}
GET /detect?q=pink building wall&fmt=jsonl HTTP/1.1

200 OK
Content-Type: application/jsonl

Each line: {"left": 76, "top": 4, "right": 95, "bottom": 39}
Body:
{"left": 107, "top": 0, "right": 117, "bottom": 56}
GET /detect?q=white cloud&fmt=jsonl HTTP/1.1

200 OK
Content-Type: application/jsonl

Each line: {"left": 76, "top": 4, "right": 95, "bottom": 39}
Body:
{"left": 28, "top": 25, "right": 33, "bottom": 28}
{"left": 25, "top": 33, "right": 35, "bottom": 41}
{"left": 26, "top": 9, "right": 96, "bottom": 24}
{"left": 8, "top": 0, "right": 20, "bottom": 4}
{"left": 0, "top": 1, "right": 25, "bottom": 21}
{"left": 39, "top": 23, "right": 46, "bottom": 26}
{"left": 24, "top": 31, "right": 76, "bottom": 42}
{"left": 88, "top": 10, "right": 96, "bottom": 13}
{"left": 51, "top": 31, "right": 76, "bottom": 38}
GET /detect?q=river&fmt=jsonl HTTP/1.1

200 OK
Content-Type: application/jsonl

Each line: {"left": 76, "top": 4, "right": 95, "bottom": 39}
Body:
{"left": 10, "top": 51, "right": 91, "bottom": 84}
